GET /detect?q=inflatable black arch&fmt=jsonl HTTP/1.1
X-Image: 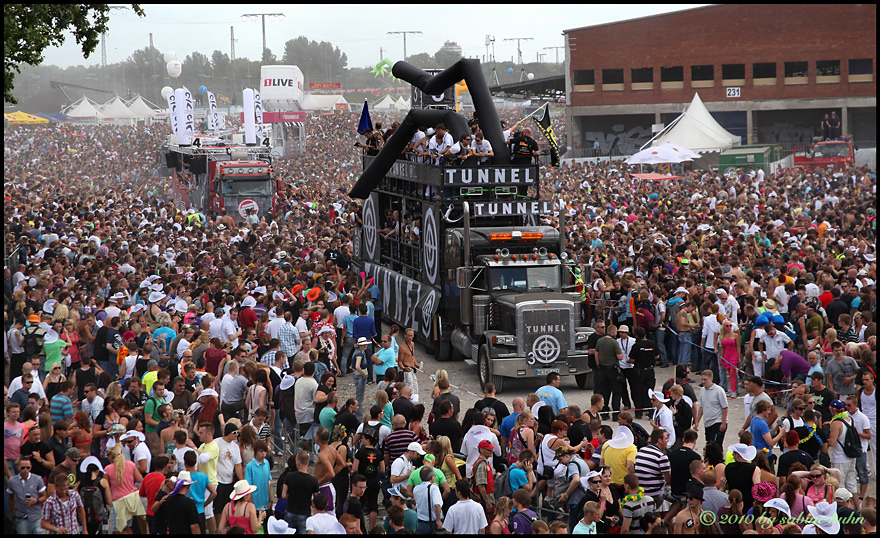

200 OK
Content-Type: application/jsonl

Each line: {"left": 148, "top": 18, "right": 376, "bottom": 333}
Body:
{"left": 349, "top": 58, "right": 508, "bottom": 199}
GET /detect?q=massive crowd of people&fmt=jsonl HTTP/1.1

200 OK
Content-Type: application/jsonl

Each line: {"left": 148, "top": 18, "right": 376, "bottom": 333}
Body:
{"left": 2, "top": 102, "right": 876, "bottom": 535}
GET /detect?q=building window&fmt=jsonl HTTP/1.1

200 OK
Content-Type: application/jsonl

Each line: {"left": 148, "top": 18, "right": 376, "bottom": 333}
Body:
{"left": 784, "top": 61, "right": 809, "bottom": 84}
{"left": 815, "top": 60, "right": 840, "bottom": 84}
{"left": 661, "top": 66, "right": 684, "bottom": 89}
{"left": 721, "top": 64, "right": 745, "bottom": 87}
{"left": 752, "top": 63, "right": 777, "bottom": 86}
{"left": 631, "top": 67, "right": 653, "bottom": 90}
{"left": 602, "top": 68, "right": 624, "bottom": 91}
{"left": 848, "top": 58, "right": 873, "bottom": 82}
{"left": 572, "top": 69, "right": 594, "bottom": 91}
{"left": 691, "top": 65, "right": 714, "bottom": 88}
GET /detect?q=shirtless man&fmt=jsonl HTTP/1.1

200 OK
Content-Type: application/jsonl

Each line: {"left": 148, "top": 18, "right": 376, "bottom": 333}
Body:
{"left": 313, "top": 426, "right": 346, "bottom": 513}
{"left": 397, "top": 328, "right": 419, "bottom": 399}
{"left": 673, "top": 483, "right": 703, "bottom": 535}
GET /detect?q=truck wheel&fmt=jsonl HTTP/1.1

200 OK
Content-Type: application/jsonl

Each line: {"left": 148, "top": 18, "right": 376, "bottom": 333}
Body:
{"left": 436, "top": 337, "right": 453, "bottom": 362}
{"left": 478, "top": 345, "right": 491, "bottom": 387}
{"left": 477, "top": 345, "right": 505, "bottom": 394}
{"left": 575, "top": 373, "right": 589, "bottom": 390}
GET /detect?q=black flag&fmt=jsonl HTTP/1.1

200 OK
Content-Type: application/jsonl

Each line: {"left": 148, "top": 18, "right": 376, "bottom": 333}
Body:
{"left": 533, "top": 103, "right": 560, "bottom": 167}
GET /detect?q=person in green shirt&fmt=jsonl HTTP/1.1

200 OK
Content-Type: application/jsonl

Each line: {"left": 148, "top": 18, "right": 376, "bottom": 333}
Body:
{"left": 319, "top": 392, "right": 338, "bottom": 431}
{"left": 43, "top": 325, "right": 70, "bottom": 374}
{"left": 404, "top": 453, "right": 449, "bottom": 500}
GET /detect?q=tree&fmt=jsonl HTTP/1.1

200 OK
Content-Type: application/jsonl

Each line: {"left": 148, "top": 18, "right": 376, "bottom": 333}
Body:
{"left": 4, "top": 4, "right": 144, "bottom": 103}
{"left": 281, "top": 36, "right": 347, "bottom": 86}
{"left": 211, "top": 50, "right": 230, "bottom": 73}
{"left": 405, "top": 53, "right": 439, "bottom": 70}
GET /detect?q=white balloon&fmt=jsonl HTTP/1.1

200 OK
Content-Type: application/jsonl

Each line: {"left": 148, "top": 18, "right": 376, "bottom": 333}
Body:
{"left": 160, "top": 86, "right": 174, "bottom": 99}
{"left": 166, "top": 60, "right": 182, "bottom": 79}
{"left": 164, "top": 51, "right": 178, "bottom": 63}
{"left": 527, "top": 73, "right": 535, "bottom": 80}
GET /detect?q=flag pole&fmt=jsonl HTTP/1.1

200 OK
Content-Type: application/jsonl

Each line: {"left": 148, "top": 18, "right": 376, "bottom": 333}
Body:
{"left": 511, "top": 104, "right": 546, "bottom": 129}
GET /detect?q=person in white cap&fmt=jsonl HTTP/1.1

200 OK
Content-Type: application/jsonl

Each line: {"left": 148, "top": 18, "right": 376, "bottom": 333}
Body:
{"left": 648, "top": 389, "right": 676, "bottom": 447}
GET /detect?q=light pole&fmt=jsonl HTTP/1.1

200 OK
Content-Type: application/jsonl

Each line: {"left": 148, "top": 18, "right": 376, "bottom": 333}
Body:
{"left": 241, "top": 12, "right": 285, "bottom": 60}
{"left": 387, "top": 31, "right": 422, "bottom": 63}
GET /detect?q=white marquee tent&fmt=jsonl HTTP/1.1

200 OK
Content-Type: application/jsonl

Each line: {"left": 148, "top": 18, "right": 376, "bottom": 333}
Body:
{"left": 650, "top": 93, "right": 741, "bottom": 154}
{"left": 124, "top": 95, "right": 159, "bottom": 119}
{"left": 63, "top": 97, "right": 107, "bottom": 122}
{"left": 99, "top": 97, "right": 139, "bottom": 125}
{"left": 372, "top": 94, "right": 398, "bottom": 111}
{"left": 395, "top": 96, "right": 411, "bottom": 111}
{"left": 300, "top": 94, "right": 349, "bottom": 111}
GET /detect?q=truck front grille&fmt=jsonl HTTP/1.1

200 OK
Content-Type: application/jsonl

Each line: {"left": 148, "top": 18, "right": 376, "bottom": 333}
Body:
{"left": 521, "top": 309, "right": 570, "bottom": 365}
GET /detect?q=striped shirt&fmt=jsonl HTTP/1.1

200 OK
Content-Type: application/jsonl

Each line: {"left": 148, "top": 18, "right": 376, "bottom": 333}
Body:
{"left": 49, "top": 393, "right": 74, "bottom": 424}
{"left": 384, "top": 428, "right": 417, "bottom": 465}
{"left": 634, "top": 443, "right": 670, "bottom": 498}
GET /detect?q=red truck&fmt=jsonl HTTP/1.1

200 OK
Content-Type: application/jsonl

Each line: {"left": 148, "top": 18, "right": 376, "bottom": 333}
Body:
{"left": 793, "top": 135, "right": 855, "bottom": 171}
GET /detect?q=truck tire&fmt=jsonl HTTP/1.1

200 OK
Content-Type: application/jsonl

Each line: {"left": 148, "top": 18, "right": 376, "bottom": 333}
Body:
{"left": 575, "top": 372, "right": 592, "bottom": 390}
{"left": 436, "top": 337, "right": 454, "bottom": 362}
{"left": 477, "top": 345, "right": 505, "bottom": 394}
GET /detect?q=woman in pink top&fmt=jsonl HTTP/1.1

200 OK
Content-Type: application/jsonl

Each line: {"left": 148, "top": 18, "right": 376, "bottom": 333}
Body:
{"left": 779, "top": 473, "right": 814, "bottom": 528}
{"left": 104, "top": 444, "right": 148, "bottom": 533}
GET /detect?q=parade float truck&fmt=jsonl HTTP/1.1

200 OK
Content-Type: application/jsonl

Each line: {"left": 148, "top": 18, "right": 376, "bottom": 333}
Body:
{"left": 793, "top": 135, "right": 855, "bottom": 171}
{"left": 163, "top": 133, "right": 280, "bottom": 222}
{"left": 351, "top": 156, "right": 594, "bottom": 392}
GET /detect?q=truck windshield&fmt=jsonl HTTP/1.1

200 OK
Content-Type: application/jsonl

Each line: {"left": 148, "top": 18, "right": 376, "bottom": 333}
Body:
{"left": 489, "top": 265, "right": 560, "bottom": 291}
{"left": 814, "top": 142, "right": 851, "bottom": 158}
{"left": 220, "top": 178, "right": 273, "bottom": 197}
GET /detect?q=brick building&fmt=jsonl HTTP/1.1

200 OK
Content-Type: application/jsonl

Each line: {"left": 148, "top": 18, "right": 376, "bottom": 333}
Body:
{"left": 563, "top": 4, "right": 876, "bottom": 156}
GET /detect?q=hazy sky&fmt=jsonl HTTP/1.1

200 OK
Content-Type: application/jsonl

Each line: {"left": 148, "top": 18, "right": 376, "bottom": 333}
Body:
{"left": 41, "top": 4, "right": 708, "bottom": 71}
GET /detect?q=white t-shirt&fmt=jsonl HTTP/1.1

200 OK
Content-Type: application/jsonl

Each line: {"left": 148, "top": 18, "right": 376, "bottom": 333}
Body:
{"left": 617, "top": 336, "right": 636, "bottom": 369}
{"left": 354, "top": 421, "right": 391, "bottom": 449}
{"left": 460, "top": 426, "right": 500, "bottom": 476}
{"left": 173, "top": 446, "right": 197, "bottom": 471}
{"left": 305, "top": 512, "right": 345, "bottom": 534}
{"left": 470, "top": 139, "right": 493, "bottom": 164}
{"left": 391, "top": 454, "right": 413, "bottom": 481}
{"left": 413, "top": 481, "right": 442, "bottom": 523}
{"left": 214, "top": 437, "right": 242, "bottom": 484}
{"left": 133, "top": 441, "right": 152, "bottom": 477}
{"left": 850, "top": 410, "right": 871, "bottom": 452}
{"left": 443, "top": 497, "right": 487, "bottom": 534}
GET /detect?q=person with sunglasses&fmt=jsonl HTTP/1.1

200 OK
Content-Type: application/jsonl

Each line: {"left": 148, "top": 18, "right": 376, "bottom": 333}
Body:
{"left": 673, "top": 482, "right": 704, "bottom": 535}
{"left": 8, "top": 456, "right": 48, "bottom": 534}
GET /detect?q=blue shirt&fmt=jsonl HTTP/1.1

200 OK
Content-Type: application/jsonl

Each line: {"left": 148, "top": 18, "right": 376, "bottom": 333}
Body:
{"left": 750, "top": 416, "right": 772, "bottom": 452}
{"left": 509, "top": 464, "right": 528, "bottom": 491}
{"left": 368, "top": 284, "right": 381, "bottom": 311}
{"left": 152, "top": 327, "right": 177, "bottom": 355}
{"left": 535, "top": 385, "right": 567, "bottom": 414}
{"left": 373, "top": 347, "right": 396, "bottom": 376}
{"left": 244, "top": 457, "right": 272, "bottom": 510}
{"left": 352, "top": 315, "right": 376, "bottom": 340}
{"left": 186, "top": 471, "right": 210, "bottom": 514}
{"left": 343, "top": 314, "right": 358, "bottom": 338}
{"left": 500, "top": 412, "right": 521, "bottom": 443}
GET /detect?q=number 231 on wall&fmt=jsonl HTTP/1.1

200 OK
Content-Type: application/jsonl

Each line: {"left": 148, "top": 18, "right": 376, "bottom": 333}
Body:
{"left": 726, "top": 87, "right": 741, "bottom": 98}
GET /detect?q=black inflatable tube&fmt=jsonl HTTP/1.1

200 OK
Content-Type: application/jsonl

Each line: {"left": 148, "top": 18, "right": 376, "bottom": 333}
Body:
{"left": 349, "top": 109, "right": 468, "bottom": 199}
{"left": 349, "top": 59, "right": 508, "bottom": 200}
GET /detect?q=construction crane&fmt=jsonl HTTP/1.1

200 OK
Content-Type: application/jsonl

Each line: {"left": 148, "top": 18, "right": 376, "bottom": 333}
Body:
{"left": 50, "top": 81, "right": 113, "bottom": 106}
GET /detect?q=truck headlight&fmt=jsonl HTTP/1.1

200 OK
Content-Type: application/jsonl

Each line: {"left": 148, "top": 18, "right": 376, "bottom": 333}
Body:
{"left": 575, "top": 331, "right": 589, "bottom": 343}
{"left": 493, "top": 335, "right": 515, "bottom": 346}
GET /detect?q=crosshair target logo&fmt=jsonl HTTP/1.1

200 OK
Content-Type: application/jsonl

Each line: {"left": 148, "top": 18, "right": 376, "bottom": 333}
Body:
{"left": 531, "top": 335, "right": 561, "bottom": 364}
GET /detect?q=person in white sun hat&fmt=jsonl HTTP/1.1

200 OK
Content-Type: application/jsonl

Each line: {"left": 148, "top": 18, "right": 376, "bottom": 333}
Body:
{"left": 217, "top": 479, "right": 263, "bottom": 534}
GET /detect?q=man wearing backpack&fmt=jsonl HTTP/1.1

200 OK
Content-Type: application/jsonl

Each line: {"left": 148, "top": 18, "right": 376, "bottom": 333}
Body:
{"left": 826, "top": 399, "right": 861, "bottom": 510}
{"left": 845, "top": 395, "right": 871, "bottom": 508}
{"left": 20, "top": 314, "right": 47, "bottom": 373}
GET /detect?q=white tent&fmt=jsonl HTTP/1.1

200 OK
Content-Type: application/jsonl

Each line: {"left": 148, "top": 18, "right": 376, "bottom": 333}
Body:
{"left": 300, "top": 94, "right": 349, "bottom": 111}
{"left": 124, "top": 95, "right": 158, "bottom": 119}
{"left": 651, "top": 93, "right": 741, "bottom": 154}
{"left": 63, "top": 97, "right": 107, "bottom": 122}
{"left": 99, "top": 96, "right": 139, "bottom": 124}
{"left": 373, "top": 94, "right": 397, "bottom": 111}
{"left": 395, "top": 96, "right": 410, "bottom": 111}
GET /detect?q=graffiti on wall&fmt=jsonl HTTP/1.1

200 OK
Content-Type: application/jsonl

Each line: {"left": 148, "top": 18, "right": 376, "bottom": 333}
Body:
{"left": 584, "top": 123, "right": 653, "bottom": 155}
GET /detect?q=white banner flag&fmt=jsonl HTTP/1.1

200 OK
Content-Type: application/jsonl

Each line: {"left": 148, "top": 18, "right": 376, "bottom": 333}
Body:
{"left": 207, "top": 91, "right": 219, "bottom": 135}
{"left": 182, "top": 86, "right": 195, "bottom": 145}
{"left": 242, "top": 88, "right": 256, "bottom": 145}
{"left": 166, "top": 91, "right": 179, "bottom": 138}
{"left": 253, "top": 89, "right": 265, "bottom": 137}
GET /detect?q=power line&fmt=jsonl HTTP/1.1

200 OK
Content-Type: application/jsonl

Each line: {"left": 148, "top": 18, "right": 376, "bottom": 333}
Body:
{"left": 543, "top": 46, "right": 564, "bottom": 65}
{"left": 503, "top": 37, "right": 533, "bottom": 66}
{"left": 387, "top": 31, "right": 422, "bottom": 63}
{"left": 241, "top": 12, "right": 285, "bottom": 57}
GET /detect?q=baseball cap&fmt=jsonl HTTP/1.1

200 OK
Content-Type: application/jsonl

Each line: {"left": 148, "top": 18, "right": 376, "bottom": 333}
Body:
{"left": 834, "top": 488, "right": 853, "bottom": 502}
{"left": 406, "top": 442, "right": 426, "bottom": 455}
{"left": 478, "top": 440, "right": 496, "bottom": 451}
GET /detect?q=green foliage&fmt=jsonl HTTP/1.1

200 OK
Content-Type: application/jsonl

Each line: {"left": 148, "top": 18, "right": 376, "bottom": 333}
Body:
{"left": 281, "top": 36, "right": 347, "bottom": 86}
{"left": 4, "top": 4, "right": 144, "bottom": 104}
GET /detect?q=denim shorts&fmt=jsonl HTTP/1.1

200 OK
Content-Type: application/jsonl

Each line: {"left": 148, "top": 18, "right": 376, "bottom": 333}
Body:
{"left": 856, "top": 452, "right": 870, "bottom": 485}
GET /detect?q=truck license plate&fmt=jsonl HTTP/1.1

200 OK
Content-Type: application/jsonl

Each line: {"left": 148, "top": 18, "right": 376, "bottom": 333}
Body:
{"left": 535, "top": 368, "right": 560, "bottom": 375}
